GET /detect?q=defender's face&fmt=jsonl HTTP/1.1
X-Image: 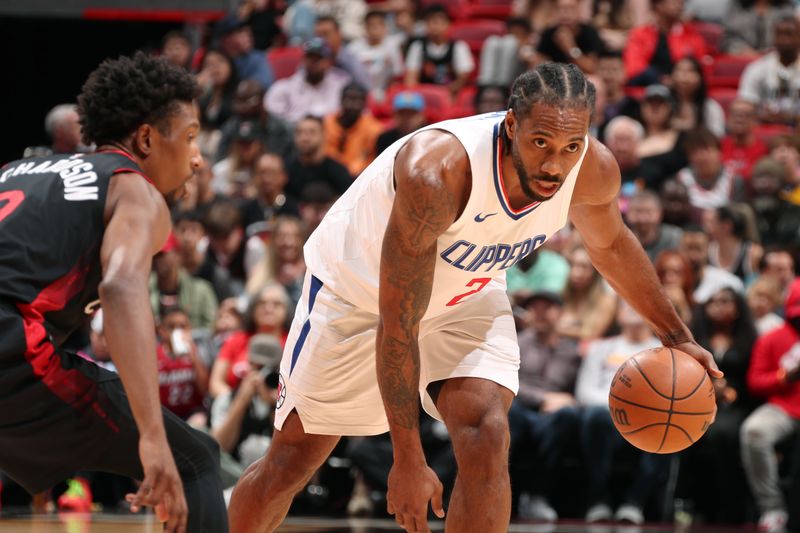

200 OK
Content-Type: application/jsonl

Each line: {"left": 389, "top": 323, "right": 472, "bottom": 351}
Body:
{"left": 148, "top": 101, "right": 201, "bottom": 198}
{"left": 505, "top": 104, "right": 589, "bottom": 202}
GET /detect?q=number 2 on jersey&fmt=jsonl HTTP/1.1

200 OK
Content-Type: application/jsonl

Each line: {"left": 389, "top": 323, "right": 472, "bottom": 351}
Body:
{"left": 446, "top": 277, "right": 491, "bottom": 306}
{"left": 0, "top": 190, "right": 24, "bottom": 223}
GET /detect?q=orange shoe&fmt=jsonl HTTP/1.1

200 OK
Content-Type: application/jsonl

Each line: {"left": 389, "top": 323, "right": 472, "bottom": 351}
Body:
{"left": 57, "top": 478, "right": 92, "bottom": 513}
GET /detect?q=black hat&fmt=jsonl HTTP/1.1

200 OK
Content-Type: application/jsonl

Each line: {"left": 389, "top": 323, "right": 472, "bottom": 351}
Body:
{"left": 520, "top": 290, "right": 564, "bottom": 308}
{"left": 643, "top": 84, "right": 672, "bottom": 102}
{"left": 303, "top": 37, "right": 333, "bottom": 59}
{"left": 234, "top": 120, "right": 261, "bottom": 142}
{"left": 216, "top": 14, "right": 246, "bottom": 37}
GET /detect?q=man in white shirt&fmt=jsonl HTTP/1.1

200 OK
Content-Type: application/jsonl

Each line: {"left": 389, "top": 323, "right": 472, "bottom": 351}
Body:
{"left": 347, "top": 10, "right": 405, "bottom": 102}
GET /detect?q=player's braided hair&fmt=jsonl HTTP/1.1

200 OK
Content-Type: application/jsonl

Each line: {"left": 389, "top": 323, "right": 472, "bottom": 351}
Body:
{"left": 77, "top": 51, "right": 199, "bottom": 146}
{"left": 507, "top": 62, "right": 596, "bottom": 129}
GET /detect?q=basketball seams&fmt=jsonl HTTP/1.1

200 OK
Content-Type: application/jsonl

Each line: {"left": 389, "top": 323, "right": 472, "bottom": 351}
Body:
{"left": 655, "top": 348, "right": 678, "bottom": 453}
{"left": 609, "top": 393, "right": 715, "bottom": 415}
{"left": 630, "top": 357, "right": 673, "bottom": 400}
{"left": 673, "top": 371, "right": 708, "bottom": 401}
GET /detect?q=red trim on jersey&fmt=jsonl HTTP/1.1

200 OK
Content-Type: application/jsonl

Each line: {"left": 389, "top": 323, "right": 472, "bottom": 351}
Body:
{"left": 495, "top": 135, "right": 540, "bottom": 215}
{"left": 16, "top": 264, "right": 119, "bottom": 432}
{"left": 114, "top": 167, "right": 155, "bottom": 186}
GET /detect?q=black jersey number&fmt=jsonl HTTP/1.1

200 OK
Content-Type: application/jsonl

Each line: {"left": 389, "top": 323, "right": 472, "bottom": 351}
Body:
{"left": 0, "top": 190, "right": 24, "bottom": 223}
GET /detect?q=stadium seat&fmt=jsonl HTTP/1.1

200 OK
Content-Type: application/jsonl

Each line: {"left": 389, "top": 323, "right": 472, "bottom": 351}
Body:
{"left": 465, "top": 0, "right": 513, "bottom": 21}
{"left": 692, "top": 20, "right": 724, "bottom": 56}
{"left": 708, "top": 87, "right": 739, "bottom": 114}
{"left": 450, "top": 19, "right": 506, "bottom": 54}
{"left": 267, "top": 47, "right": 304, "bottom": 80}
{"left": 705, "top": 54, "right": 757, "bottom": 89}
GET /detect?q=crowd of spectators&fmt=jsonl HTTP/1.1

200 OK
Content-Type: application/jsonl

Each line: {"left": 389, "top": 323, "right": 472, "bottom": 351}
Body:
{"left": 11, "top": 0, "right": 800, "bottom": 530}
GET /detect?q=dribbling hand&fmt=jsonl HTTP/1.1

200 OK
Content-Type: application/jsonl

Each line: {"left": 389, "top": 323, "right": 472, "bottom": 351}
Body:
{"left": 387, "top": 460, "right": 445, "bottom": 533}
{"left": 670, "top": 341, "right": 724, "bottom": 379}
{"left": 126, "top": 434, "right": 188, "bottom": 533}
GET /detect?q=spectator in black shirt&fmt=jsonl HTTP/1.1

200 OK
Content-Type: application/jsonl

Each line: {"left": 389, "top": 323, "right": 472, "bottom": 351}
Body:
{"left": 240, "top": 152, "right": 300, "bottom": 236}
{"left": 286, "top": 115, "right": 352, "bottom": 198}
{"left": 174, "top": 210, "right": 236, "bottom": 303}
{"left": 537, "top": 0, "right": 605, "bottom": 74}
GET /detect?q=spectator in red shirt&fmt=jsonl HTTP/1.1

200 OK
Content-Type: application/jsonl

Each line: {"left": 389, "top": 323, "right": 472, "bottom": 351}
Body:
{"left": 741, "top": 277, "right": 800, "bottom": 533}
{"left": 623, "top": 0, "right": 708, "bottom": 86}
{"left": 722, "top": 100, "right": 769, "bottom": 184}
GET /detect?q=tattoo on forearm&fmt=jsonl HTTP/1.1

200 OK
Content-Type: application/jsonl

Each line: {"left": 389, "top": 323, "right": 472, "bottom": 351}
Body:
{"left": 378, "top": 335, "right": 420, "bottom": 429}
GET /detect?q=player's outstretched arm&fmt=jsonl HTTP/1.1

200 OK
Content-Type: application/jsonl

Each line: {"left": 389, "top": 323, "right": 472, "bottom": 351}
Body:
{"left": 569, "top": 140, "right": 722, "bottom": 378}
{"left": 377, "top": 130, "right": 467, "bottom": 532}
{"left": 100, "top": 174, "right": 188, "bottom": 532}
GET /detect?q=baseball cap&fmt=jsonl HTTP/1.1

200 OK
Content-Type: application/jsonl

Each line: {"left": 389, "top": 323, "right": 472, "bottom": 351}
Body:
{"left": 643, "top": 84, "right": 672, "bottom": 102}
{"left": 520, "top": 290, "right": 564, "bottom": 308}
{"left": 303, "top": 37, "right": 332, "bottom": 59}
{"left": 215, "top": 14, "right": 246, "bottom": 37}
{"left": 248, "top": 334, "right": 283, "bottom": 370}
{"left": 392, "top": 91, "right": 425, "bottom": 112}
{"left": 234, "top": 120, "right": 261, "bottom": 142}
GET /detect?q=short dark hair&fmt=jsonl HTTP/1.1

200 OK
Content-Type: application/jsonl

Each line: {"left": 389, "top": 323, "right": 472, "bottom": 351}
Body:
{"left": 683, "top": 127, "right": 720, "bottom": 153}
{"left": 365, "top": 10, "right": 386, "bottom": 23}
{"left": 342, "top": 81, "right": 368, "bottom": 99}
{"left": 423, "top": 4, "right": 451, "bottom": 20}
{"left": 315, "top": 15, "right": 339, "bottom": 29}
{"left": 507, "top": 63, "right": 596, "bottom": 123}
{"left": 715, "top": 206, "right": 746, "bottom": 239}
{"left": 159, "top": 305, "right": 189, "bottom": 321}
{"left": 204, "top": 199, "right": 242, "bottom": 238}
{"left": 599, "top": 49, "right": 623, "bottom": 60}
{"left": 299, "top": 114, "right": 324, "bottom": 127}
{"left": 505, "top": 17, "right": 531, "bottom": 32}
{"left": 173, "top": 209, "right": 205, "bottom": 227}
{"left": 77, "top": 51, "right": 199, "bottom": 146}
{"left": 475, "top": 84, "right": 510, "bottom": 108}
{"left": 162, "top": 30, "right": 189, "bottom": 47}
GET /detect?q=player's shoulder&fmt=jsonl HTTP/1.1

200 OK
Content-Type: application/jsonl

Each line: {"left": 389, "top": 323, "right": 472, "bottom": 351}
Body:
{"left": 572, "top": 136, "right": 621, "bottom": 206}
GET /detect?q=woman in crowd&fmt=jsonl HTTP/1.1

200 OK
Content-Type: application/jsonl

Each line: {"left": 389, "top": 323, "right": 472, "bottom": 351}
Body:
{"left": 246, "top": 216, "right": 307, "bottom": 307}
{"left": 670, "top": 56, "right": 726, "bottom": 138}
{"left": 703, "top": 205, "right": 763, "bottom": 284}
{"left": 196, "top": 49, "right": 239, "bottom": 154}
{"left": 557, "top": 245, "right": 618, "bottom": 341}
{"left": 636, "top": 84, "right": 688, "bottom": 189}
{"left": 654, "top": 249, "right": 695, "bottom": 324}
{"left": 208, "top": 283, "right": 290, "bottom": 398}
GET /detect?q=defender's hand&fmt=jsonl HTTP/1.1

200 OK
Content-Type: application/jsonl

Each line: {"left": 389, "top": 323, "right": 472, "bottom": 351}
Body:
{"left": 387, "top": 460, "right": 445, "bottom": 533}
{"left": 127, "top": 434, "right": 188, "bottom": 533}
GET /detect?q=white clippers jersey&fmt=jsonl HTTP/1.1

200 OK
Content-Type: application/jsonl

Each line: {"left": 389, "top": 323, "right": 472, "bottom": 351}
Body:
{"left": 303, "top": 112, "right": 589, "bottom": 319}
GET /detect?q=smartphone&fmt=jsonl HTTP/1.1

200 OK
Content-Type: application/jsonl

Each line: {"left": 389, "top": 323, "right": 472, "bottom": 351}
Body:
{"left": 171, "top": 329, "right": 191, "bottom": 355}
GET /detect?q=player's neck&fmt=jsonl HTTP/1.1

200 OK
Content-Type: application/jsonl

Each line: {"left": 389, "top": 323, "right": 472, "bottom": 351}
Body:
{"left": 499, "top": 151, "right": 530, "bottom": 210}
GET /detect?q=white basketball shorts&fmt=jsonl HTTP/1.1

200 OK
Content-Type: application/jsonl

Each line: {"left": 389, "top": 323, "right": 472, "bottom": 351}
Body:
{"left": 274, "top": 272, "right": 520, "bottom": 436}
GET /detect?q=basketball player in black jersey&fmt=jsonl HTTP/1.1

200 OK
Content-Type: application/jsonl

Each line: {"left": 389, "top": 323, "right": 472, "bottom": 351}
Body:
{"left": 0, "top": 53, "right": 226, "bottom": 532}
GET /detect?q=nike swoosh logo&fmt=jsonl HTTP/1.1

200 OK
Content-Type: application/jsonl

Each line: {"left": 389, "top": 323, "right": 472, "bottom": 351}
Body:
{"left": 474, "top": 213, "right": 497, "bottom": 222}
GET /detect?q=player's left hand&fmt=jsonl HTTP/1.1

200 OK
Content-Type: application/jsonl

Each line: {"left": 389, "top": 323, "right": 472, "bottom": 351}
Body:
{"left": 669, "top": 341, "right": 724, "bottom": 379}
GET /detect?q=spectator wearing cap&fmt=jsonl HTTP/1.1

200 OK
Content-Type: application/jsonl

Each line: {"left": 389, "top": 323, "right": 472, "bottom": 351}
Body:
{"left": 721, "top": 100, "right": 769, "bottom": 183}
{"left": 740, "top": 278, "right": 800, "bottom": 533}
{"left": 637, "top": 83, "right": 688, "bottom": 190}
{"left": 323, "top": 82, "right": 383, "bottom": 176}
{"left": 264, "top": 38, "right": 352, "bottom": 124}
{"left": 286, "top": 115, "right": 353, "bottom": 199}
{"left": 623, "top": 0, "right": 708, "bottom": 86}
{"left": 375, "top": 91, "right": 428, "bottom": 155}
{"left": 676, "top": 128, "right": 746, "bottom": 222}
{"left": 149, "top": 232, "right": 219, "bottom": 330}
{"left": 508, "top": 290, "right": 581, "bottom": 522}
{"left": 215, "top": 79, "right": 294, "bottom": 164}
{"left": 315, "top": 15, "right": 372, "bottom": 90}
{"left": 404, "top": 4, "right": 475, "bottom": 98}
{"left": 536, "top": 0, "right": 604, "bottom": 74}
{"left": 738, "top": 16, "right": 800, "bottom": 126}
{"left": 216, "top": 14, "right": 275, "bottom": 90}
{"left": 347, "top": 10, "right": 405, "bottom": 102}
{"left": 211, "top": 119, "right": 264, "bottom": 198}
{"left": 240, "top": 152, "right": 301, "bottom": 236}
{"left": 210, "top": 334, "right": 283, "bottom": 480}
{"left": 750, "top": 157, "right": 800, "bottom": 247}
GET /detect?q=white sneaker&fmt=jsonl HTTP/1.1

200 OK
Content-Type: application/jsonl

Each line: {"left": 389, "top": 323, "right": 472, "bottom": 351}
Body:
{"left": 585, "top": 503, "right": 613, "bottom": 522}
{"left": 759, "top": 509, "right": 788, "bottom": 533}
{"left": 614, "top": 504, "right": 644, "bottom": 525}
{"left": 519, "top": 493, "right": 558, "bottom": 521}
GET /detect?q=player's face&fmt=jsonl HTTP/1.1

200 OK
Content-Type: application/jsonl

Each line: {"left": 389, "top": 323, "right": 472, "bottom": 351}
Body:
{"left": 505, "top": 104, "right": 589, "bottom": 203}
{"left": 148, "top": 101, "right": 201, "bottom": 199}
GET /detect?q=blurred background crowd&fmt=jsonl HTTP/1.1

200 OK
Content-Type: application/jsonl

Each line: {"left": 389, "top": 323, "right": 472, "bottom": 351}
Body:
{"left": 4, "top": 0, "right": 800, "bottom": 530}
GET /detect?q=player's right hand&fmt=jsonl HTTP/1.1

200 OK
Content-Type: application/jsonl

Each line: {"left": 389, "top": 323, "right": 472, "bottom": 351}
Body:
{"left": 387, "top": 459, "right": 445, "bottom": 533}
{"left": 127, "top": 434, "right": 188, "bottom": 533}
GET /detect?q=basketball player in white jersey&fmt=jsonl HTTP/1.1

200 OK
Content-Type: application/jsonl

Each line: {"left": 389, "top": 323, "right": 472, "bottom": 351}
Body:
{"left": 228, "top": 63, "right": 722, "bottom": 533}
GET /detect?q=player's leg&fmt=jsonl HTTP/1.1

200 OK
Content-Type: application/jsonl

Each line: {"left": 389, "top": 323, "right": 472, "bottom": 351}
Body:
{"left": 434, "top": 377, "right": 514, "bottom": 533}
{"left": 228, "top": 410, "right": 340, "bottom": 532}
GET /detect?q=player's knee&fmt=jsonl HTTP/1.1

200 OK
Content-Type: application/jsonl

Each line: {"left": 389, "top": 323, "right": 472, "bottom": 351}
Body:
{"left": 183, "top": 428, "right": 223, "bottom": 480}
{"left": 452, "top": 410, "right": 510, "bottom": 465}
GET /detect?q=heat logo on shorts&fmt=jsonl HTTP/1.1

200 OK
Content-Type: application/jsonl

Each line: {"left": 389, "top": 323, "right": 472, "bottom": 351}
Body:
{"left": 439, "top": 234, "right": 547, "bottom": 272}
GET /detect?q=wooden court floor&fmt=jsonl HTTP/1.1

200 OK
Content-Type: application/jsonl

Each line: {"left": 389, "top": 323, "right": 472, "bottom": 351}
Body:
{"left": 0, "top": 515, "right": 761, "bottom": 533}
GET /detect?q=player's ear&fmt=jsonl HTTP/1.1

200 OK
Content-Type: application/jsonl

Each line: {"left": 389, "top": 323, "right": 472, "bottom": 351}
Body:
{"left": 133, "top": 124, "right": 154, "bottom": 157}
{"left": 505, "top": 110, "right": 516, "bottom": 141}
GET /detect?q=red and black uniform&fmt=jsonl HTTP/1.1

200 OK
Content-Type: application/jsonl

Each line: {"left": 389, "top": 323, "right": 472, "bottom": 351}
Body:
{"left": 157, "top": 345, "right": 205, "bottom": 420}
{"left": 0, "top": 151, "right": 226, "bottom": 532}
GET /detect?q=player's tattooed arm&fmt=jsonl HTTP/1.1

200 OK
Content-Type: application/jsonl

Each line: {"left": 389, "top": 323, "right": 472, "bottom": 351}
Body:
{"left": 377, "top": 131, "right": 465, "bottom": 455}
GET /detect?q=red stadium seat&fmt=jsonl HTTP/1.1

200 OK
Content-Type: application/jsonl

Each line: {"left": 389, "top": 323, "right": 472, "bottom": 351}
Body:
{"left": 456, "top": 85, "right": 478, "bottom": 108}
{"left": 692, "top": 20, "right": 724, "bottom": 56}
{"left": 465, "top": 0, "right": 513, "bottom": 20}
{"left": 704, "top": 54, "right": 757, "bottom": 89}
{"left": 450, "top": 19, "right": 506, "bottom": 54}
{"left": 708, "top": 87, "right": 739, "bottom": 114}
{"left": 267, "top": 47, "right": 304, "bottom": 80}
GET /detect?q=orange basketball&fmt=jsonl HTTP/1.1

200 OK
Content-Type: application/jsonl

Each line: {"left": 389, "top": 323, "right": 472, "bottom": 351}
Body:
{"left": 608, "top": 347, "right": 717, "bottom": 454}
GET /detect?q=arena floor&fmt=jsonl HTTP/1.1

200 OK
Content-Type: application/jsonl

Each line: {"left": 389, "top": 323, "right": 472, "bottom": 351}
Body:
{"left": 0, "top": 515, "right": 760, "bottom": 532}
